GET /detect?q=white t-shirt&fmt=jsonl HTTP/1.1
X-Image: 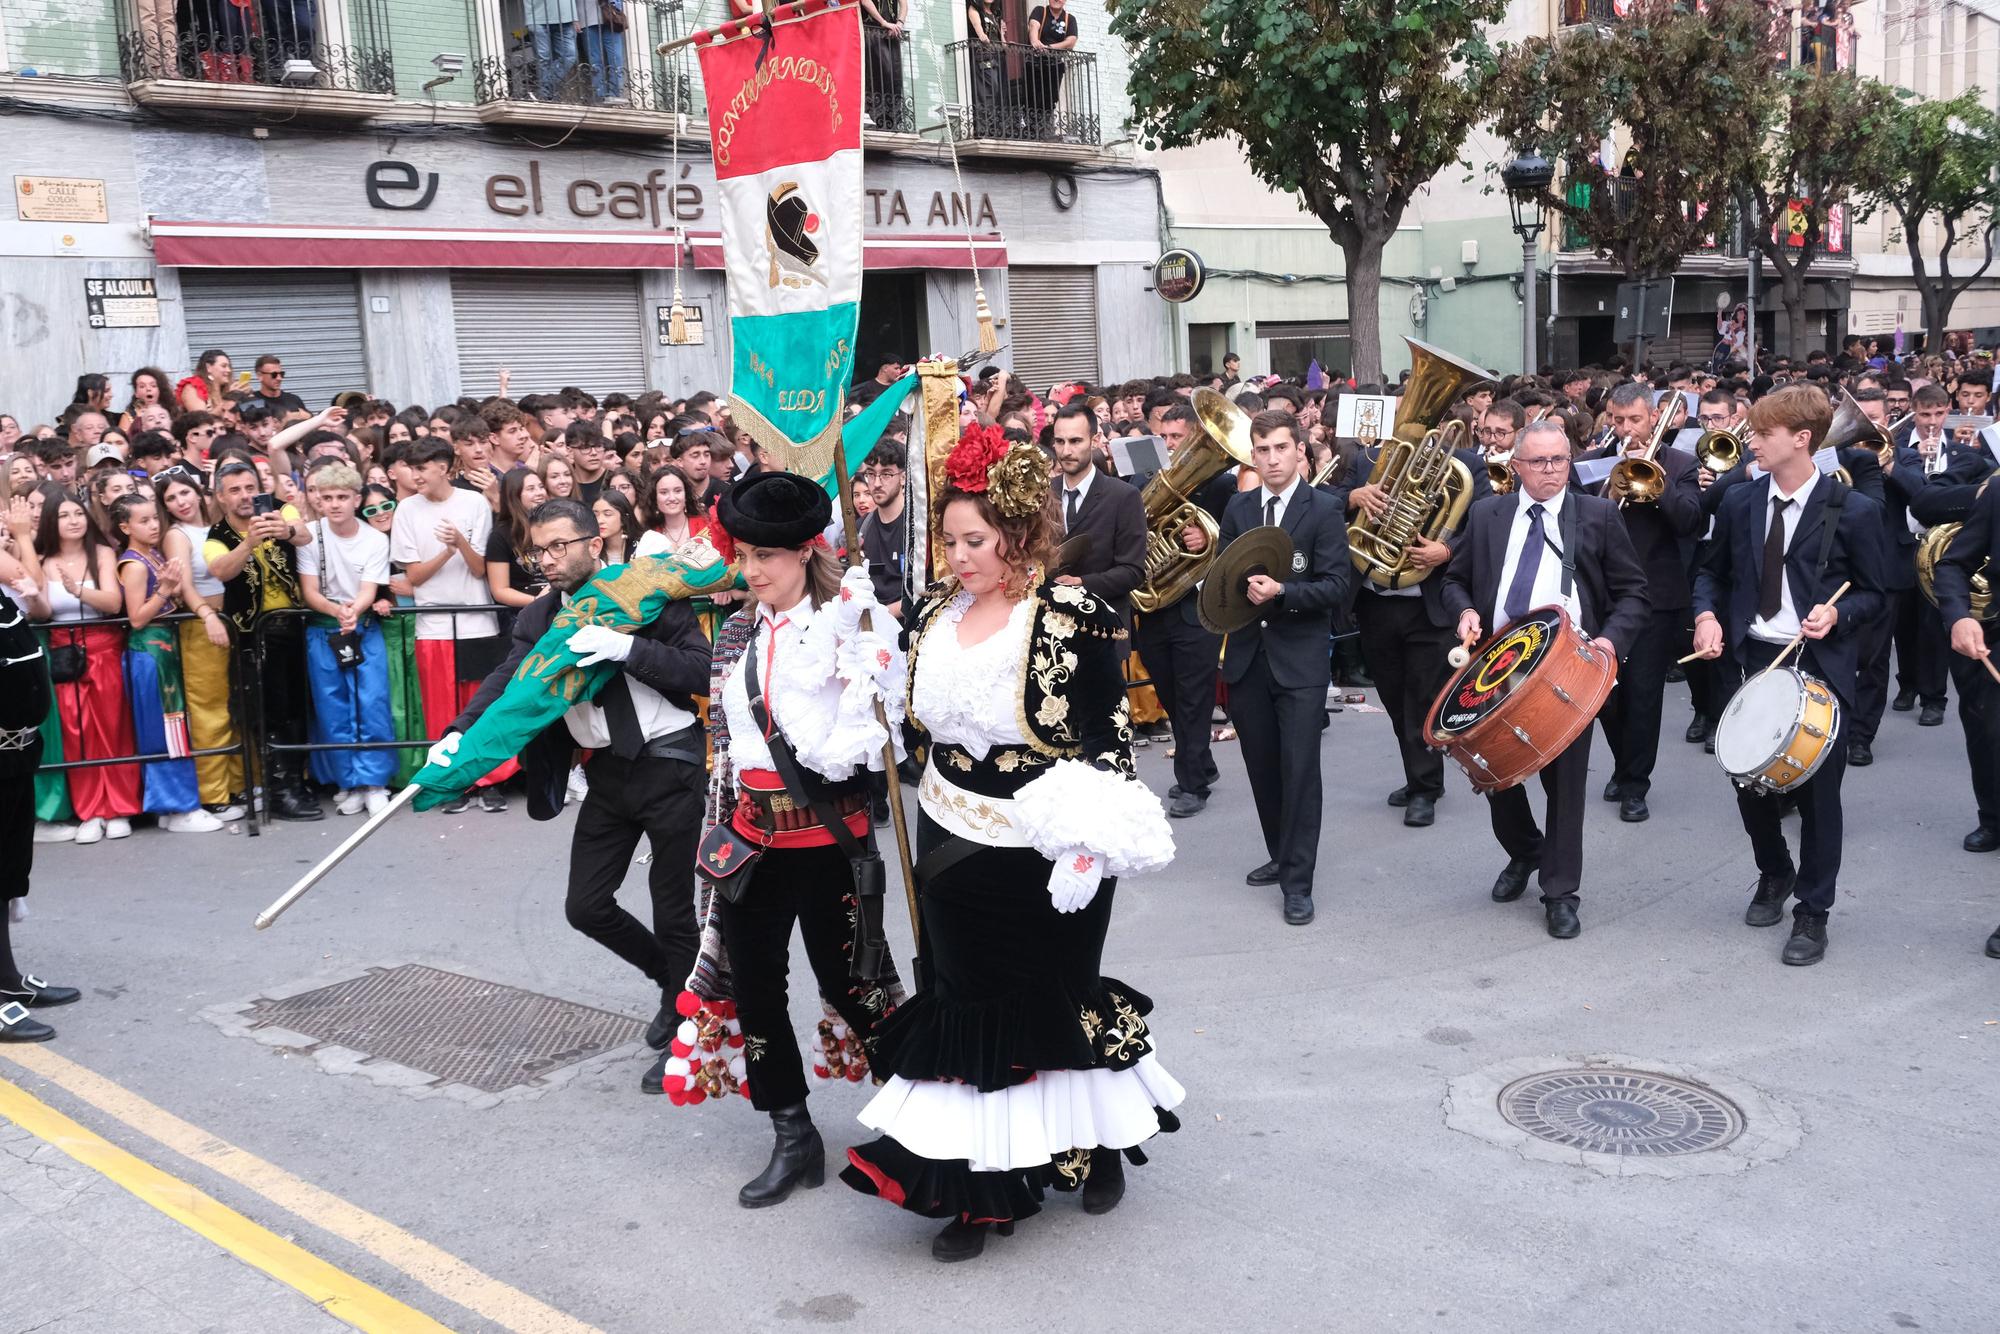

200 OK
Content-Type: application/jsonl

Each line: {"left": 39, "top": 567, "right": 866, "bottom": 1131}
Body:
{"left": 298, "top": 520, "right": 391, "bottom": 609}
{"left": 390, "top": 490, "right": 497, "bottom": 640}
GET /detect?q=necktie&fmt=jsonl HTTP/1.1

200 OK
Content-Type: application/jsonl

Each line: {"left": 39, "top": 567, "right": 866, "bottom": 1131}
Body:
{"left": 1065, "top": 487, "right": 1080, "bottom": 532}
{"left": 1502, "top": 503, "right": 1546, "bottom": 622}
{"left": 600, "top": 672, "right": 644, "bottom": 761}
{"left": 1265, "top": 495, "right": 1279, "bottom": 528}
{"left": 1760, "top": 497, "right": 1791, "bottom": 620}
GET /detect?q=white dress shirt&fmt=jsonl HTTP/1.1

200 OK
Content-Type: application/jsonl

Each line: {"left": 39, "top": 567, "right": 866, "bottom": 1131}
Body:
{"left": 561, "top": 588, "right": 697, "bottom": 748}
{"left": 1492, "top": 488, "right": 1582, "bottom": 629}
{"left": 1258, "top": 475, "right": 1302, "bottom": 529}
{"left": 1748, "top": 471, "right": 1820, "bottom": 645}
{"left": 1057, "top": 465, "right": 1096, "bottom": 533}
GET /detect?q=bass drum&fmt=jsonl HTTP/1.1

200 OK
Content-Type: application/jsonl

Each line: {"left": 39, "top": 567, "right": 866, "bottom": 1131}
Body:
{"left": 1423, "top": 607, "right": 1617, "bottom": 794}
{"left": 1713, "top": 667, "right": 1840, "bottom": 794}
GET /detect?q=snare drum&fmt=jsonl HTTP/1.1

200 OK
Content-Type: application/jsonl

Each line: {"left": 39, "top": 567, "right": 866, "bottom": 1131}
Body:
{"left": 1423, "top": 607, "right": 1618, "bottom": 793}
{"left": 1713, "top": 667, "right": 1840, "bottom": 794}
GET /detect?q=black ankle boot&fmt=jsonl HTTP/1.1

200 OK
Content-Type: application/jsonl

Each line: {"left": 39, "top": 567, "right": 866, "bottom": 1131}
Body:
{"left": 738, "top": 1102, "right": 824, "bottom": 1208}
{"left": 1080, "top": 1148, "right": 1125, "bottom": 1215}
{"left": 932, "top": 1217, "right": 1013, "bottom": 1262}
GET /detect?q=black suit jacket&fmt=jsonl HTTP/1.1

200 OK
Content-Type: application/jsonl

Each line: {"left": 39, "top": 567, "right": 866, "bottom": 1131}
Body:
{"left": 1693, "top": 475, "right": 1889, "bottom": 708}
{"left": 1129, "top": 469, "right": 1237, "bottom": 625}
{"left": 1933, "top": 475, "right": 1997, "bottom": 644}
{"left": 1328, "top": 443, "right": 1493, "bottom": 628}
{"left": 1054, "top": 471, "right": 1147, "bottom": 623}
{"left": 1580, "top": 443, "right": 1704, "bottom": 610}
{"left": 1894, "top": 444, "right": 1998, "bottom": 529}
{"left": 1216, "top": 482, "right": 1352, "bottom": 689}
{"left": 1442, "top": 491, "right": 1651, "bottom": 657}
{"left": 448, "top": 585, "right": 711, "bottom": 821}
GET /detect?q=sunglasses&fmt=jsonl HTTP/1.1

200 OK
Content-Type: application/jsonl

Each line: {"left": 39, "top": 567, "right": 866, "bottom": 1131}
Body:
{"left": 360, "top": 501, "right": 397, "bottom": 519}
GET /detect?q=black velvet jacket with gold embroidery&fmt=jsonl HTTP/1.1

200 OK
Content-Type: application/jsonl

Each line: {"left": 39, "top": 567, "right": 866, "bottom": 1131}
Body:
{"left": 905, "top": 579, "right": 1136, "bottom": 798}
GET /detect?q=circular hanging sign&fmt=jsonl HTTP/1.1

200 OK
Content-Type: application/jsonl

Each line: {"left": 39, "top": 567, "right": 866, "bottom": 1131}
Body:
{"left": 1153, "top": 249, "right": 1207, "bottom": 304}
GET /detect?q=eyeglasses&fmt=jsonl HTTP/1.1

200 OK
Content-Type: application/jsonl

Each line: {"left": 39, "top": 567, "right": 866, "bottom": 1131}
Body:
{"left": 1474, "top": 427, "right": 1513, "bottom": 442}
{"left": 525, "top": 536, "right": 592, "bottom": 564}
{"left": 860, "top": 468, "right": 903, "bottom": 482}
{"left": 1513, "top": 456, "right": 1570, "bottom": 472}
{"left": 359, "top": 501, "right": 396, "bottom": 519}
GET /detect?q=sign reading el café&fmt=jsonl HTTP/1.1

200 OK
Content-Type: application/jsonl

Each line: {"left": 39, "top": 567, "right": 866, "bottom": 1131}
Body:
{"left": 363, "top": 160, "right": 1001, "bottom": 234}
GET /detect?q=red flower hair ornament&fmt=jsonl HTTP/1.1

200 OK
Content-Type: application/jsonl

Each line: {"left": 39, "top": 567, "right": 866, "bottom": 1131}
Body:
{"left": 944, "top": 423, "right": 1047, "bottom": 520}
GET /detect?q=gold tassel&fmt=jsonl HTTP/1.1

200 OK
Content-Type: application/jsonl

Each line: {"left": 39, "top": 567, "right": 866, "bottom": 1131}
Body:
{"left": 974, "top": 283, "right": 1000, "bottom": 354}
{"left": 668, "top": 296, "right": 689, "bottom": 345}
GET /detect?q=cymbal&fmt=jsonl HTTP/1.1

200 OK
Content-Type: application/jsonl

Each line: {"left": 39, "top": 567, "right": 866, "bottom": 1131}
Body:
{"left": 1198, "top": 525, "right": 1294, "bottom": 634}
{"left": 1054, "top": 532, "right": 1093, "bottom": 577}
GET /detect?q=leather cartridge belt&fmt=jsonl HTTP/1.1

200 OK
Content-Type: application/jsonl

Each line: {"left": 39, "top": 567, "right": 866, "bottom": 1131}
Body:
{"left": 731, "top": 767, "right": 869, "bottom": 848}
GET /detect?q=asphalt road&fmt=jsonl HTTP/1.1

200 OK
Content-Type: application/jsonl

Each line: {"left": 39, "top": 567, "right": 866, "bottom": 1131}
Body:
{"left": 3, "top": 677, "right": 1996, "bottom": 1334}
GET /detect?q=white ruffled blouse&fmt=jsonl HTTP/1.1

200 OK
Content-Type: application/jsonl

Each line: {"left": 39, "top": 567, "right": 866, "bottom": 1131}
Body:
{"left": 721, "top": 594, "right": 905, "bottom": 781}
{"left": 914, "top": 591, "right": 1173, "bottom": 878}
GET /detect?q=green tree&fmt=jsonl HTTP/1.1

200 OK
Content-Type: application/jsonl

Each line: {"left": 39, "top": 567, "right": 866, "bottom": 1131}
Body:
{"left": 1489, "top": 0, "right": 1776, "bottom": 285}
{"left": 1858, "top": 90, "right": 2000, "bottom": 342}
{"left": 1741, "top": 70, "right": 1901, "bottom": 362}
{"left": 1110, "top": 0, "right": 1505, "bottom": 383}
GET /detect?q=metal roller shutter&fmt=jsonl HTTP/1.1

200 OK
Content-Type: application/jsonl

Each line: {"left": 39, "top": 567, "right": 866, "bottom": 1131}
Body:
{"left": 180, "top": 270, "right": 367, "bottom": 410}
{"left": 1007, "top": 267, "right": 1100, "bottom": 393}
{"left": 451, "top": 272, "right": 650, "bottom": 399}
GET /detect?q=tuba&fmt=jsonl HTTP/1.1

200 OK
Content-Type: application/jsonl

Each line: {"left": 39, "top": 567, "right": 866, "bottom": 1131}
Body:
{"left": 1346, "top": 337, "right": 1490, "bottom": 590}
{"left": 1129, "top": 388, "right": 1255, "bottom": 614}
{"left": 1916, "top": 478, "right": 1995, "bottom": 622}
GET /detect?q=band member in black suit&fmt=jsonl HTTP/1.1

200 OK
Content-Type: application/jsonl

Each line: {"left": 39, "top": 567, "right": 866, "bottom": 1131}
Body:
{"left": 1887, "top": 385, "right": 1957, "bottom": 724}
{"left": 1209, "top": 409, "right": 1352, "bottom": 925}
{"left": 1925, "top": 459, "right": 2000, "bottom": 861}
{"left": 1847, "top": 386, "right": 1910, "bottom": 765}
{"left": 1688, "top": 388, "right": 1751, "bottom": 751}
{"left": 1330, "top": 403, "right": 1494, "bottom": 828}
{"left": 1130, "top": 400, "right": 1234, "bottom": 818}
{"left": 1050, "top": 403, "right": 1147, "bottom": 625}
{"left": 1693, "top": 386, "right": 1889, "bottom": 967}
{"left": 1583, "top": 382, "right": 1704, "bottom": 823}
{"left": 432, "top": 498, "right": 710, "bottom": 1089}
{"left": 1443, "top": 420, "right": 1650, "bottom": 940}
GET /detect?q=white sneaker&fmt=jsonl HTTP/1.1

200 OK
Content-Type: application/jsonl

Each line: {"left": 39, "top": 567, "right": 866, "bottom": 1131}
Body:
{"left": 163, "top": 809, "right": 224, "bottom": 834}
{"left": 105, "top": 818, "right": 132, "bottom": 840}
{"left": 566, "top": 764, "right": 589, "bottom": 804}
{"left": 335, "top": 790, "right": 366, "bottom": 816}
{"left": 33, "top": 821, "right": 77, "bottom": 844}
{"left": 363, "top": 788, "right": 390, "bottom": 816}
{"left": 332, "top": 788, "right": 353, "bottom": 808}
{"left": 206, "top": 802, "right": 247, "bottom": 822}
{"left": 74, "top": 818, "right": 106, "bottom": 845}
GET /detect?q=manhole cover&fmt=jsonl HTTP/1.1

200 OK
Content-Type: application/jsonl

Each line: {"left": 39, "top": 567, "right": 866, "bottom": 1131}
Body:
{"left": 1498, "top": 1068, "right": 1744, "bottom": 1156}
{"left": 242, "top": 964, "right": 643, "bottom": 1094}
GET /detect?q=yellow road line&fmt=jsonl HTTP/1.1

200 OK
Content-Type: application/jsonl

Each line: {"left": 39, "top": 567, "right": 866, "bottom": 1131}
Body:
{"left": 0, "top": 1072, "right": 454, "bottom": 1333}
{"left": 0, "top": 1046, "right": 601, "bottom": 1334}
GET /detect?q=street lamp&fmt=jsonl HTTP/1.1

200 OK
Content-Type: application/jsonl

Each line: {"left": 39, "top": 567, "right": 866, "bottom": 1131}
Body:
{"left": 1501, "top": 154, "right": 1554, "bottom": 376}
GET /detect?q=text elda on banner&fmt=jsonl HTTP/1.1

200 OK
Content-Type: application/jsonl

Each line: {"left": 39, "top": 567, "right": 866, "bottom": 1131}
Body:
{"left": 697, "top": 0, "right": 863, "bottom": 482}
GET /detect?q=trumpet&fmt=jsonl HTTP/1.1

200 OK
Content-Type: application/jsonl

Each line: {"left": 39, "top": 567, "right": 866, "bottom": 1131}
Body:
{"left": 1485, "top": 451, "right": 1515, "bottom": 495}
{"left": 1606, "top": 395, "right": 1688, "bottom": 508}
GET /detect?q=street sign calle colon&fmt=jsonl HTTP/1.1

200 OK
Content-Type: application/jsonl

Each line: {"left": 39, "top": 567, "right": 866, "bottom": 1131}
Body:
{"left": 16, "top": 175, "right": 109, "bottom": 224}
{"left": 1153, "top": 249, "right": 1206, "bottom": 304}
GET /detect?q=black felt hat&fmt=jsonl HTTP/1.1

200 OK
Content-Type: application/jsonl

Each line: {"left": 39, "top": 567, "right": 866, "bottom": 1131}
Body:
{"left": 716, "top": 470, "right": 831, "bottom": 549}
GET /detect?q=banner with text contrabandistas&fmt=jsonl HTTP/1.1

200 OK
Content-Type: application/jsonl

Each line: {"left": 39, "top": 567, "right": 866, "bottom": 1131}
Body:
{"left": 698, "top": 0, "right": 863, "bottom": 481}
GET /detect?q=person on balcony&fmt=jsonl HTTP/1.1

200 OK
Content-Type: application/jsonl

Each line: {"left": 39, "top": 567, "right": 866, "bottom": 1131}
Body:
{"left": 578, "top": 0, "right": 627, "bottom": 104}
{"left": 1025, "top": 0, "right": 1078, "bottom": 138}
{"left": 524, "top": 0, "right": 582, "bottom": 101}
{"left": 860, "top": 0, "right": 907, "bottom": 131}
{"left": 965, "top": 0, "right": 1005, "bottom": 138}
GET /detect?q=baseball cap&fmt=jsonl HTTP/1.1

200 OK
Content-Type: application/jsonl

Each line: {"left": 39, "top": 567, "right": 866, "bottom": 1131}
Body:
{"left": 84, "top": 444, "right": 126, "bottom": 467}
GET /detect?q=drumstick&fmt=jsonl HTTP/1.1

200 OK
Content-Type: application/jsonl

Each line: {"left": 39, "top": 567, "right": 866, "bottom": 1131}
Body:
{"left": 1676, "top": 649, "right": 1706, "bottom": 665}
{"left": 1758, "top": 581, "right": 1852, "bottom": 680}
{"left": 1982, "top": 653, "right": 2000, "bottom": 687}
{"left": 1448, "top": 628, "right": 1478, "bottom": 669}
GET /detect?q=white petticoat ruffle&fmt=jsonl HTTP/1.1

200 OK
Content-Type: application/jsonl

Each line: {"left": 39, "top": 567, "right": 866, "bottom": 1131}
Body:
{"left": 855, "top": 1054, "right": 1187, "bottom": 1173}
{"left": 1015, "top": 758, "right": 1175, "bottom": 878}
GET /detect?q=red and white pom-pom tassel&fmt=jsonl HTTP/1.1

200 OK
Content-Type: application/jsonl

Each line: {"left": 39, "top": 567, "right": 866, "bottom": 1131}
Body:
{"left": 660, "top": 989, "right": 753, "bottom": 1105}
{"left": 810, "top": 1016, "right": 870, "bottom": 1084}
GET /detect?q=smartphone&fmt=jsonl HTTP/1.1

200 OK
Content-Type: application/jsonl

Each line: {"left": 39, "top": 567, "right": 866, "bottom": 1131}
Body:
{"left": 251, "top": 493, "right": 279, "bottom": 517}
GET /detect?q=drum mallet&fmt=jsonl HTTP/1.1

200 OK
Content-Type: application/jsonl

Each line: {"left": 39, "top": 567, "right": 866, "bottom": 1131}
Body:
{"left": 1448, "top": 628, "right": 1479, "bottom": 669}
{"left": 254, "top": 782, "right": 422, "bottom": 930}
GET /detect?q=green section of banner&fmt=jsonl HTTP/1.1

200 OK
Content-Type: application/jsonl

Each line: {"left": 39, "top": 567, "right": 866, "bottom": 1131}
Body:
{"left": 408, "top": 547, "right": 733, "bottom": 811}
{"left": 822, "top": 371, "right": 918, "bottom": 493}
{"left": 731, "top": 303, "right": 860, "bottom": 448}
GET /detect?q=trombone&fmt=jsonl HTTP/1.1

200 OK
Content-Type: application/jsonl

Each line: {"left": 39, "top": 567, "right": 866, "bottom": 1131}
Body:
{"left": 1694, "top": 420, "right": 1748, "bottom": 475}
{"left": 1606, "top": 393, "right": 1688, "bottom": 508}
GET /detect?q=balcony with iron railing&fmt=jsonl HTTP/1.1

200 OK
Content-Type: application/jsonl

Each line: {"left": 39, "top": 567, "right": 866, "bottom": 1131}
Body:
{"left": 116, "top": 0, "right": 395, "bottom": 116}
{"left": 944, "top": 39, "right": 1101, "bottom": 158}
{"left": 1559, "top": 176, "right": 1852, "bottom": 266}
{"left": 1561, "top": 0, "right": 1621, "bottom": 26}
{"left": 470, "top": 0, "right": 700, "bottom": 135}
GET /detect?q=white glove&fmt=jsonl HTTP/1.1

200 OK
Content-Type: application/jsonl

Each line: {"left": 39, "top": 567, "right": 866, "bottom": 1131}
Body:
{"left": 568, "top": 624, "right": 634, "bottom": 667}
{"left": 425, "top": 731, "right": 461, "bottom": 769}
{"left": 833, "top": 565, "right": 876, "bottom": 636}
{"left": 1047, "top": 847, "right": 1104, "bottom": 914}
{"left": 845, "top": 629, "right": 899, "bottom": 689}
